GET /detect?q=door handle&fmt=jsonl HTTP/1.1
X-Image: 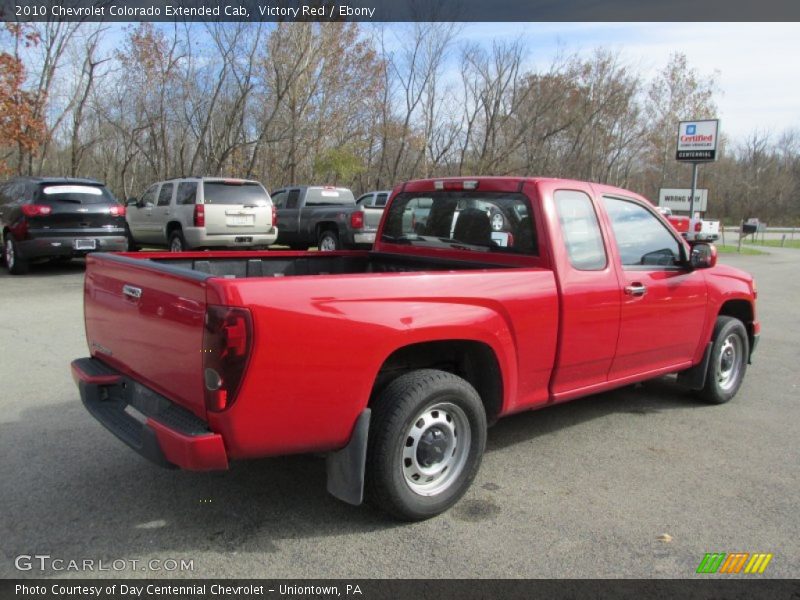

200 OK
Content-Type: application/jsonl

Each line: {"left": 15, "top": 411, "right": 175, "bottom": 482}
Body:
{"left": 123, "top": 284, "right": 142, "bottom": 300}
{"left": 624, "top": 283, "right": 647, "bottom": 297}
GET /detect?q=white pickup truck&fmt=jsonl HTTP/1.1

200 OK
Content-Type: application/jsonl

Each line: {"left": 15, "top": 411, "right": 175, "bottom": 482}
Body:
{"left": 689, "top": 216, "right": 720, "bottom": 242}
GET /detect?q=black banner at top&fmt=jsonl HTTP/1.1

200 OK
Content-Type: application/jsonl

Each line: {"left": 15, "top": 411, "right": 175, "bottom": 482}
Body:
{"left": 2, "top": 0, "right": 800, "bottom": 22}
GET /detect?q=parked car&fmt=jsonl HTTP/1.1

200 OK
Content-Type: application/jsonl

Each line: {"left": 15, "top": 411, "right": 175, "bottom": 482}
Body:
{"left": 0, "top": 177, "right": 127, "bottom": 274}
{"left": 125, "top": 177, "right": 278, "bottom": 252}
{"left": 271, "top": 185, "right": 382, "bottom": 250}
{"left": 73, "top": 176, "right": 758, "bottom": 521}
{"left": 356, "top": 190, "right": 391, "bottom": 209}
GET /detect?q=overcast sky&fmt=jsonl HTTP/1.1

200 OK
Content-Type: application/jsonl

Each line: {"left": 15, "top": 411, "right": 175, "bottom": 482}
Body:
{"left": 457, "top": 22, "right": 800, "bottom": 142}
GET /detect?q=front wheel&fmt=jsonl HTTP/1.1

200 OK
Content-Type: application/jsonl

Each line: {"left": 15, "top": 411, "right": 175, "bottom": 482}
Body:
{"left": 317, "top": 230, "right": 340, "bottom": 251}
{"left": 365, "top": 369, "right": 487, "bottom": 521}
{"left": 697, "top": 316, "right": 749, "bottom": 404}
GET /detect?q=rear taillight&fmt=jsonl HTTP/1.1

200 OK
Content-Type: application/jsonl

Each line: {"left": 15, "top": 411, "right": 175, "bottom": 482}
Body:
{"left": 272, "top": 204, "right": 277, "bottom": 226}
{"left": 194, "top": 204, "right": 205, "bottom": 227}
{"left": 21, "top": 204, "right": 52, "bottom": 217}
{"left": 109, "top": 205, "right": 126, "bottom": 217}
{"left": 694, "top": 221, "right": 703, "bottom": 232}
{"left": 350, "top": 211, "right": 364, "bottom": 230}
{"left": 202, "top": 306, "right": 253, "bottom": 412}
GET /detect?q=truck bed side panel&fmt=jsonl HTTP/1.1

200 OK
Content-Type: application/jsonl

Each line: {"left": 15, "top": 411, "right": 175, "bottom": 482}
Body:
{"left": 206, "top": 269, "right": 559, "bottom": 458}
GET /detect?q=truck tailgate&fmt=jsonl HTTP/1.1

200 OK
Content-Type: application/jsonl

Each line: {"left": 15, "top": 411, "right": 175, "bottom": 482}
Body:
{"left": 83, "top": 254, "right": 209, "bottom": 419}
{"left": 363, "top": 206, "right": 383, "bottom": 231}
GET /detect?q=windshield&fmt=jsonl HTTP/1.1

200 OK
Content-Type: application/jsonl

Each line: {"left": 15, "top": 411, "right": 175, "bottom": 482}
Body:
{"left": 381, "top": 192, "right": 537, "bottom": 255}
{"left": 202, "top": 181, "right": 270, "bottom": 205}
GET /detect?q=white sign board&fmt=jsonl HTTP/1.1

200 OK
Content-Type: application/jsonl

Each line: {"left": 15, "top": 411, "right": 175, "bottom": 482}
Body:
{"left": 658, "top": 188, "right": 708, "bottom": 212}
{"left": 676, "top": 119, "right": 719, "bottom": 162}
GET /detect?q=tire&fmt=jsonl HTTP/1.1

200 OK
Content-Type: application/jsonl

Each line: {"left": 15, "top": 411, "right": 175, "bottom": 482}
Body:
{"left": 365, "top": 369, "right": 487, "bottom": 521}
{"left": 169, "top": 229, "right": 188, "bottom": 252}
{"left": 697, "top": 316, "right": 749, "bottom": 404}
{"left": 4, "top": 233, "right": 29, "bottom": 275}
{"left": 317, "top": 230, "right": 340, "bottom": 252}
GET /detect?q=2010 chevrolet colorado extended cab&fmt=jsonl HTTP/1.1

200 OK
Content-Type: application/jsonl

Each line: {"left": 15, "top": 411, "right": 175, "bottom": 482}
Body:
{"left": 72, "top": 177, "right": 759, "bottom": 521}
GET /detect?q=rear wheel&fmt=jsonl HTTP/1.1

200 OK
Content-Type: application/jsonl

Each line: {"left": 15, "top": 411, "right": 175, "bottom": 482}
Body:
{"left": 365, "top": 369, "right": 487, "bottom": 521}
{"left": 697, "top": 316, "right": 749, "bottom": 404}
{"left": 169, "top": 229, "right": 188, "bottom": 252}
{"left": 318, "top": 230, "right": 340, "bottom": 251}
{"left": 4, "top": 234, "right": 29, "bottom": 275}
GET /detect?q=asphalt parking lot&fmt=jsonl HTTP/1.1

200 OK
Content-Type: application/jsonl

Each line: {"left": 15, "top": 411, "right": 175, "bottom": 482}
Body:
{"left": 0, "top": 248, "right": 798, "bottom": 579}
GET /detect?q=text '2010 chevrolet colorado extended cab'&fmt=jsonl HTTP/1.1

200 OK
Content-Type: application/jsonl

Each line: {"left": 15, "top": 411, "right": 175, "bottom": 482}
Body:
{"left": 72, "top": 177, "right": 759, "bottom": 520}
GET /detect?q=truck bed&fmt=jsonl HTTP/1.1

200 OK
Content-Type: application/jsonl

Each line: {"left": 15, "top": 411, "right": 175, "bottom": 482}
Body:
{"left": 82, "top": 248, "right": 559, "bottom": 457}
{"left": 116, "top": 250, "right": 512, "bottom": 279}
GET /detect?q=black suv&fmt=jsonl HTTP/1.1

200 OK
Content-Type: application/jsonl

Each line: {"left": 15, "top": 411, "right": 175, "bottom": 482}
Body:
{"left": 0, "top": 177, "right": 127, "bottom": 274}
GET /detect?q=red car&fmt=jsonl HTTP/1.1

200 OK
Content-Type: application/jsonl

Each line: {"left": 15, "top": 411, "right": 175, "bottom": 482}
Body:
{"left": 73, "top": 177, "right": 759, "bottom": 520}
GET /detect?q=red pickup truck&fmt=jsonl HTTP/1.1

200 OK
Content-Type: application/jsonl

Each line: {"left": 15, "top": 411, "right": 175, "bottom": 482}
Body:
{"left": 72, "top": 177, "right": 759, "bottom": 521}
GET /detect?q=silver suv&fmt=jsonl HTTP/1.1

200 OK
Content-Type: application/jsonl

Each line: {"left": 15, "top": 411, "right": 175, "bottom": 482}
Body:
{"left": 125, "top": 177, "right": 278, "bottom": 251}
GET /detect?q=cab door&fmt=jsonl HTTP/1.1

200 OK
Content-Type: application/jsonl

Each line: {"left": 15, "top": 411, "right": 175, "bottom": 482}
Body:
{"left": 600, "top": 194, "right": 707, "bottom": 380}
{"left": 276, "top": 188, "right": 302, "bottom": 245}
{"left": 543, "top": 183, "right": 621, "bottom": 398}
{"left": 127, "top": 184, "right": 158, "bottom": 243}
{"left": 152, "top": 182, "right": 175, "bottom": 244}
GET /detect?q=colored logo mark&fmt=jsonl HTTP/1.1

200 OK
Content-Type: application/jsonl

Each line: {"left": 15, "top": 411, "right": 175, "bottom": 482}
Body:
{"left": 686, "top": 124, "right": 697, "bottom": 135}
{"left": 696, "top": 553, "right": 773, "bottom": 574}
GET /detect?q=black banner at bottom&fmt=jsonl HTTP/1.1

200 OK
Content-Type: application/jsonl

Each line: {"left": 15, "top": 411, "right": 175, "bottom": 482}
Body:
{"left": 2, "top": 579, "right": 799, "bottom": 600}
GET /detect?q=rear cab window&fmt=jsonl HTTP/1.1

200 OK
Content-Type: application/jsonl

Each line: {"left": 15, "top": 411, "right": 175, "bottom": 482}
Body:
{"left": 202, "top": 181, "right": 270, "bottom": 206}
{"left": 305, "top": 188, "right": 355, "bottom": 206}
{"left": 381, "top": 191, "right": 537, "bottom": 255}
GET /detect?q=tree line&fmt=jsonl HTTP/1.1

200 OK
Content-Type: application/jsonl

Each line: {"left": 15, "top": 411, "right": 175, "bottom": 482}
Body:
{"left": 0, "top": 21, "right": 797, "bottom": 224}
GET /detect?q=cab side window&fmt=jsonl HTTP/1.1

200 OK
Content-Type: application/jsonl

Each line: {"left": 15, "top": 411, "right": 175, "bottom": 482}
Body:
{"left": 271, "top": 190, "right": 287, "bottom": 208}
{"left": 286, "top": 189, "right": 300, "bottom": 209}
{"left": 176, "top": 182, "right": 197, "bottom": 205}
{"left": 554, "top": 190, "right": 607, "bottom": 270}
{"left": 375, "top": 193, "right": 388, "bottom": 207}
{"left": 157, "top": 183, "right": 174, "bottom": 207}
{"left": 603, "top": 196, "right": 682, "bottom": 267}
{"left": 140, "top": 185, "right": 158, "bottom": 207}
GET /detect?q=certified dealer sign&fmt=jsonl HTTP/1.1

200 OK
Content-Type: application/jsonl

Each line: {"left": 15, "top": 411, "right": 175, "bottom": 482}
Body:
{"left": 676, "top": 119, "right": 719, "bottom": 162}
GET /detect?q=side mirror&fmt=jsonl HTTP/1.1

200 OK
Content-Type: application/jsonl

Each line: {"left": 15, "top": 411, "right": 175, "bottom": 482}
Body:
{"left": 126, "top": 197, "right": 137, "bottom": 207}
{"left": 690, "top": 242, "right": 717, "bottom": 269}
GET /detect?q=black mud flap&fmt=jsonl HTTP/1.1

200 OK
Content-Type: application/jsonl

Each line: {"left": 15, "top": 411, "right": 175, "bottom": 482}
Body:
{"left": 326, "top": 409, "right": 371, "bottom": 506}
{"left": 676, "top": 342, "right": 713, "bottom": 390}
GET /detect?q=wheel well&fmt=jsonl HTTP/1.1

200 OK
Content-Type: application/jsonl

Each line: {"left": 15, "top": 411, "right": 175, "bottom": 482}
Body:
{"left": 166, "top": 221, "right": 182, "bottom": 236}
{"left": 370, "top": 340, "right": 503, "bottom": 424}
{"left": 316, "top": 222, "right": 338, "bottom": 238}
{"left": 719, "top": 299, "right": 754, "bottom": 346}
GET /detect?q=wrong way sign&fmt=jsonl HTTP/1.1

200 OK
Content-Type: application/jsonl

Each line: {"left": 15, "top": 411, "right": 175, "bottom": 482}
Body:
{"left": 658, "top": 188, "right": 708, "bottom": 212}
